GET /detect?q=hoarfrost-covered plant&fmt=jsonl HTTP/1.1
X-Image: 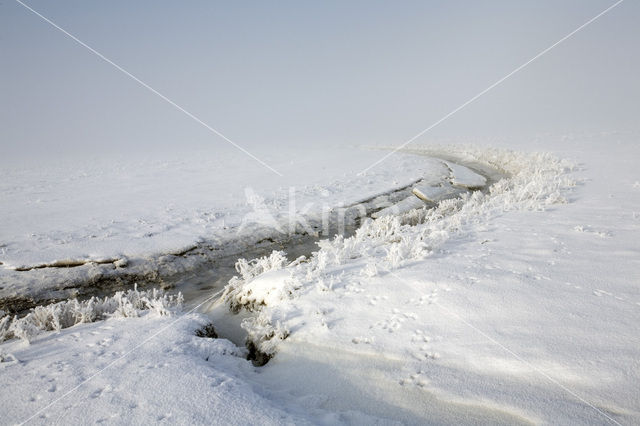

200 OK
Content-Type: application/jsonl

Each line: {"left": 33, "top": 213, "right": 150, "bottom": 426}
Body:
{"left": 0, "top": 316, "right": 12, "bottom": 342}
{"left": 242, "top": 315, "right": 290, "bottom": 359}
{"left": 220, "top": 251, "right": 294, "bottom": 361}
{"left": 0, "top": 286, "right": 183, "bottom": 343}
{"left": 310, "top": 148, "right": 574, "bottom": 269}
{"left": 222, "top": 251, "right": 291, "bottom": 313}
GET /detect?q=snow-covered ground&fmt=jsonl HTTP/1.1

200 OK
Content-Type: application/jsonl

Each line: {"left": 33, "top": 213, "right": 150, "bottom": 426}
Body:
{"left": 2, "top": 134, "right": 639, "bottom": 425}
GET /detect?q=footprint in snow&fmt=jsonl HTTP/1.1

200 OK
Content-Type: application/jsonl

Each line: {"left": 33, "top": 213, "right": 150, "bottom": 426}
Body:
{"left": 411, "top": 330, "right": 431, "bottom": 343}
{"left": 399, "top": 370, "right": 430, "bottom": 388}
{"left": 98, "top": 338, "right": 112, "bottom": 347}
{"left": 90, "top": 385, "right": 111, "bottom": 399}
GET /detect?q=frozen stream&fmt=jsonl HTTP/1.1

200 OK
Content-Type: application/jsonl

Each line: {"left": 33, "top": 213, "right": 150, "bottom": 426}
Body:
{"left": 1, "top": 154, "right": 503, "bottom": 336}
{"left": 188, "top": 155, "right": 504, "bottom": 350}
{"left": 184, "top": 155, "right": 502, "bottom": 309}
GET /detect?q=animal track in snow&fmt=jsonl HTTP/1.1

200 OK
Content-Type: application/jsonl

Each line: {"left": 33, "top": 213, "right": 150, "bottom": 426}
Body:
{"left": 406, "top": 290, "right": 438, "bottom": 306}
{"left": 367, "top": 295, "right": 387, "bottom": 306}
{"left": 352, "top": 336, "right": 374, "bottom": 344}
{"left": 573, "top": 225, "right": 612, "bottom": 238}
{"left": 411, "top": 345, "right": 440, "bottom": 362}
{"left": 562, "top": 282, "right": 638, "bottom": 308}
{"left": 90, "top": 385, "right": 112, "bottom": 399}
{"left": 399, "top": 369, "right": 431, "bottom": 388}
{"left": 408, "top": 329, "right": 440, "bottom": 362}
{"left": 371, "top": 308, "right": 418, "bottom": 333}
{"left": 411, "top": 329, "right": 431, "bottom": 344}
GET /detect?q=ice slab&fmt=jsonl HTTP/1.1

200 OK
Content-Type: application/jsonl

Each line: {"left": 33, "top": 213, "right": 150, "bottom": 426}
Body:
{"left": 412, "top": 184, "right": 465, "bottom": 203}
{"left": 422, "top": 160, "right": 452, "bottom": 184}
{"left": 371, "top": 196, "right": 426, "bottom": 218}
{"left": 443, "top": 161, "right": 486, "bottom": 189}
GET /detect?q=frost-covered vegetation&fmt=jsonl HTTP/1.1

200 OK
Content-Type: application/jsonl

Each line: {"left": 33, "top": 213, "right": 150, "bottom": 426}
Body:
{"left": 222, "top": 147, "right": 575, "bottom": 357}
{"left": 222, "top": 251, "right": 291, "bottom": 314}
{"left": 0, "top": 287, "right": 183, "bottom": 343}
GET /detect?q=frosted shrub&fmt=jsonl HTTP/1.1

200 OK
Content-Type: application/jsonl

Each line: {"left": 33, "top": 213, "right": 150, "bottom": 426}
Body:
{"left": 234, "top": 251, "right": 288, "bottom": 282}
{"left": 242, "top": 314, "right": 289, "bottom": 363}
{"left": 222, "top": 251, "right": 290, "bottom": 313}
{"left": 368, "top": 148, "right": 575, "bottom": 268}
{"left": 0, "top": 286, "right": 183, "bottom": 343}
{"left": 8, "top": 319, "right": 41, "bottom": 342}
{"left": 0, "top": 315, "right": 16, "bottom": 342}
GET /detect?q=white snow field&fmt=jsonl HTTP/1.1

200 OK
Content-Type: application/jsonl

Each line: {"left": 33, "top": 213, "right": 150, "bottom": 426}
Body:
{"left": 1, "top": 134, "right": 640, "bottom": 425}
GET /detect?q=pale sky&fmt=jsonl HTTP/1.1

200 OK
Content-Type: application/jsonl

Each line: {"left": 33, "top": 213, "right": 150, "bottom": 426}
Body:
{"left": 1, "top": 0, "right": 639, "bottom": 161}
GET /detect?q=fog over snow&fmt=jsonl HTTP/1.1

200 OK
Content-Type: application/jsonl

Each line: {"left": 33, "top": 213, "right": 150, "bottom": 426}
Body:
{"left": 2, "top": 0, "right": 639, "bottom": 161}
{"left": 1, "top": 1, "right": 639, "bottom": 425}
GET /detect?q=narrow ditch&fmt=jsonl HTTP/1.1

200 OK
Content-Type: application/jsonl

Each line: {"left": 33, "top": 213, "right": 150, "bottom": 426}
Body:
{"left": 2, "top": 156, "right": 503, "bottom": 365}
{"left": 0, "top": 177, "right": 417, "bottom": 315}
{"left": 190, "top": 157, "right": 504, "bottom": 365}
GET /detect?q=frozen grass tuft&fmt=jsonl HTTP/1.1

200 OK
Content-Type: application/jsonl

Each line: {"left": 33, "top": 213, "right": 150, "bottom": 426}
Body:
{"left": 222, "top": 251, "right": 291, "bottom": 313}
{"left": 0, "top": 286, "right": 183, "bottom": 343}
